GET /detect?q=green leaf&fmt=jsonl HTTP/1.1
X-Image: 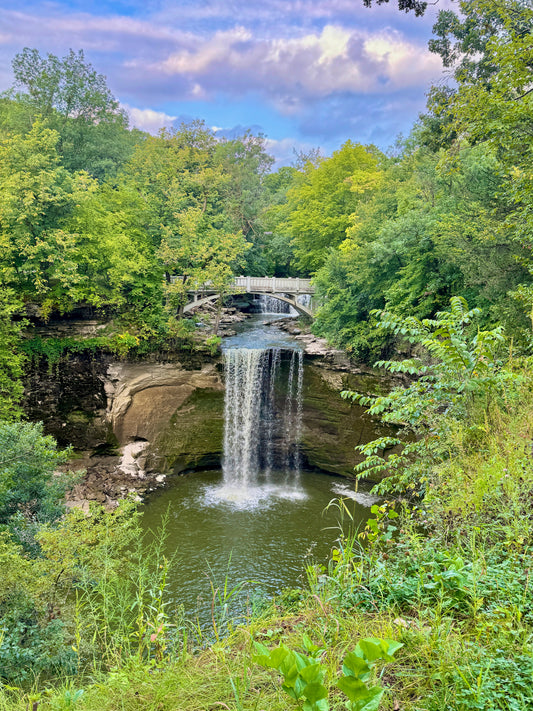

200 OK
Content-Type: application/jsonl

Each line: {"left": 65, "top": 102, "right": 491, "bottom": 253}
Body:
{"left": 342, "top": 652, "right": 372, "bottom": 681}
{"left": 349, "top": 686, "right": 384, "bottom": 711}
{"left": 336, "top": 675, "right": 370, "bottom": 700}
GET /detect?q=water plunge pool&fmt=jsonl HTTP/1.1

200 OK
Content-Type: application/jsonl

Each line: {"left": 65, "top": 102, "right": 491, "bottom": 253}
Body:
{"left": 141, "top": 468, "right": 377, "bottom": 629}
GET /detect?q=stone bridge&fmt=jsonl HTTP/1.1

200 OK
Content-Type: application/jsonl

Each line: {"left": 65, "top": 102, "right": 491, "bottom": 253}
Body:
{"left": 181, "top": 276, "right": 316, "bottom": 317}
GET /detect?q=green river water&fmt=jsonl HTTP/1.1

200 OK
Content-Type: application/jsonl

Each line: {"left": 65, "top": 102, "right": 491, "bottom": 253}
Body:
{"left": 141, "top": 469, "right": 377, "bottom": 628}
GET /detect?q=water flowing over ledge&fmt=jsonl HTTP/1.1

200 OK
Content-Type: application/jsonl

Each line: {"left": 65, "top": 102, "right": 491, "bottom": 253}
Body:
{"left": 216, "top": 346, "right": 304, "bottom": 507}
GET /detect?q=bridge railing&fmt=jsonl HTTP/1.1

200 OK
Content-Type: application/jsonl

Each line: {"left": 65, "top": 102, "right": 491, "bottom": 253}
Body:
{"left": 232, "top": 276, "right": 314, "bottom": 294}
{"left": 174, "top": 276, "right": 315, "bottom": 294}
{"left": 173, "top": 276, "right": 315, "bottom": 294}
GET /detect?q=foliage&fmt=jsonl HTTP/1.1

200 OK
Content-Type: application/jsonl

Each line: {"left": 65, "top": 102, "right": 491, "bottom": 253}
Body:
{"left": 342, "top": 297, "right": 511, "bottom": 494}
{"left": 0, "top": 499, "right": 184, "bottom": 684}
{"left": 260, "top": 166, "right": 301, "bottom": 276}
{"left": 253, "top": 635, "right": 402, "bottom": 711}
{"left": 361, "top": 0, "right": 428, "bottom": 15}
{"left": 21, "top": 333, "right": 140, "bottom": 366}
{"left": 286, "top": 141, "right": 383, "bottom": 273}
{"left": 123, "top": 122, "right": 250, "bottom": 316}
{"left": 312, "top": 139, "right": 531, "bottom": 359}
{"left": 444, "top": 1, "right": 533, "bottom": 318}
{"left": 215, "top": 131, "right": 274, "bottom": 275}
{"left": 0, "top": 290, "right": 25, "bottom": 420}
{"left": 9, "top": 48, "right": 136, "bottom": 179}
{"left": 0, "top": 421, "right": 73, "bottom": 534}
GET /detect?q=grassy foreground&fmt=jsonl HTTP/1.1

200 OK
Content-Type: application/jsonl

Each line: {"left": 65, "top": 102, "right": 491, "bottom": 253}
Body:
{"left": 2, "top": 386, "right": 532, "bottom": 709}
{"left": 2, "top": 306, "right": 533, "bottom": 710}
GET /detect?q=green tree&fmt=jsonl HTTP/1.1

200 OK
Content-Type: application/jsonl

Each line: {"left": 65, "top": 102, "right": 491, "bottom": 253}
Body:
{"left": 0, "top": 421, "right": 73, "bottom": 533}
{"left": 421, "top": 0, "right": 530, "bottom": 150}
{"left": 66, "top": 180, "right": 162, "bottom": 335}
{"left": 313, "top": 134, "right": 531, "bottom": 359}
{"left": 287, "top": 141, "right": 383, "bottom": 273}
{"left": 8, "top": 48, "right": 138, "bottom": 179}
{"left": 440, "top": 0, "right": 533, "bottom": 324}
{"left": 344, "top": 297, "right": 509, "bottom": 495}
{"left": 124, "top": 122, "right": 249, "bottom": 318}
{"left": 0, "top": 291, "right": 25, "bottom": 420}
{"left": 260, "top": 166, "right": 301, "bottom": 276}
{"left": 0, "top": 121, "right": 101, "bottom": 315}
{"left": 215, "top": 131, "right": 274, "bottom": 275}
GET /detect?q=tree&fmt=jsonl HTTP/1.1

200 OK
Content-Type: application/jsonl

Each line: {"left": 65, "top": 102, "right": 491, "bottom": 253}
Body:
{"left": 287, "top": 141, "right": 383, "bottom": 273}
{"left": 429, "top": 0, "right": 529, "bottom": 84}
{"left": 0, "top": 291, "right": 25, "bottom": 421}
{"left": 420, "top": 0, "right": 530, "bottom": 149}
{"left": 312, "top": 131, "right": 531, "bottom": 359}
{"left": 343, "top": 297, "right": 508, "bottom": 495}
{"left": 124, "top": 122, "right": 249, "bottom": 320}
{"left": 441, "top": 0, "right": 533, "bottom": 320}
{"left": 260, "top": 166, "right": 301, "bottom": 276}
{"left": 361, "top": 0, "right": 429, "bottom": 15}
{"left": 159, "top": 206, "right": 248, "bottom": 325}
{"left": 0, "top": 421, "right": 72, "bottom": 532}
{"left": 12, "top": 48, "right": 118, "bottom": 121}
{"left": 0, "top": 121, "right": 100, "bottom": 314}
{"left": 215, "top": 132, "right": 274, "bottom": 275}
{"left": 8, "top": 48, "right": 137, "bottom": 179}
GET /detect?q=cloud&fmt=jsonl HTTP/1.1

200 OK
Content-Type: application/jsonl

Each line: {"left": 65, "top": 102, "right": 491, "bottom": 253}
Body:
{"left": 0, "top": 2, "right": 448, "bottom": 149}
{"left": 150, "top": 24, "right": 443, "bottom": 107}
{"left": 0, "top": 7, "right": 442, "bottom": 106}
{"left": 152, "top": 0, "right": 447, "bottom": 36}
{"left": 123, "top": 104, "right": 177, "bottom": 133}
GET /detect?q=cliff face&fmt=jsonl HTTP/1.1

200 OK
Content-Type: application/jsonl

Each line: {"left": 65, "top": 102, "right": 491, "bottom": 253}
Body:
{"left": 301, "top": 364, "right": 392, "bottom": 476}
{"left": 24, "top": 352, "right": 226, "bottom": 505}
{"left": 106, "top": 361, "right": 225, "bottom": 474}
{"left": 24, "top": 344, "right": 389, "bottom": 506}
{"left": 24, "top": 350, "right": 114, "bottom": 450}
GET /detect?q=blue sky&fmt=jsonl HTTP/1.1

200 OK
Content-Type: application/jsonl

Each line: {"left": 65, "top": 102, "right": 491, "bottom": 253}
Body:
{"left": 0, "top": 0, "right": 455, "bottom": 164}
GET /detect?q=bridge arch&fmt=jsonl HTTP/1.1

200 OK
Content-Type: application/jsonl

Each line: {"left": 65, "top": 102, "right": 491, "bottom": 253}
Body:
{"left": 183, "top": 292, "right": 313, "bottom": 318}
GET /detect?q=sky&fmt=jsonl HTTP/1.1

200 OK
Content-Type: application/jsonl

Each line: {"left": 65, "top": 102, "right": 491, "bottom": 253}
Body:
{"left": 0, "top": 0, "right": 455, "bottom": 164}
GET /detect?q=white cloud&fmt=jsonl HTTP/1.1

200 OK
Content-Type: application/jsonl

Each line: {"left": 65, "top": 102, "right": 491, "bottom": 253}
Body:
{"left": 0, "top": 3, "right": 448, "bottom": 147}
{"left": 152, "top": 24, "right": 443, "bottom": 105}
{"left": 124, "top": 105, "right": 177, "bottom": 133}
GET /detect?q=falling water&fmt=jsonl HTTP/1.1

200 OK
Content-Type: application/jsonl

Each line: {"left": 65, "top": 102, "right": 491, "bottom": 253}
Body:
{"left": 221, "top": 346, "right": 304, "bottom": 501}
{"left": 222, "top": 349, "right": 264, "bottom": 490}
{"left": 258, "top": 293, "right": 297, "bottom": 315}
{"left": 258, "top": 293, "right": 312, "bottom": 315}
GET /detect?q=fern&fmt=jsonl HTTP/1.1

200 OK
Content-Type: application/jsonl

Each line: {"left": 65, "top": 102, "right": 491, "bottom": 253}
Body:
{"left": 343, "top": 298, "right": 511, "bottom": 495}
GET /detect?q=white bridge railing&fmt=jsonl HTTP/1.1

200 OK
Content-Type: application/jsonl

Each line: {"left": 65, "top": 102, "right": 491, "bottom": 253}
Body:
{"left": 232, "top": 276, "right": 314, "bottom": 294}
{"left": 175, "top": 276, "right": 314, "bottom": 294}
{"left": 177, "top": 276, "right": 316, "bottom": 316}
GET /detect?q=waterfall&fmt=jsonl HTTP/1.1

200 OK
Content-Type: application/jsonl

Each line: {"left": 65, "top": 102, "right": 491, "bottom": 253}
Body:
{"left": 221, "top": 346, "right": 304, "bottom": 499}
{"left": 258, "top": 293, "right": 311, "bottom": 315}
{"left": 258, "top": 293, "right": 297, "bottom": 315}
